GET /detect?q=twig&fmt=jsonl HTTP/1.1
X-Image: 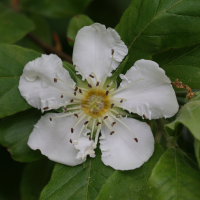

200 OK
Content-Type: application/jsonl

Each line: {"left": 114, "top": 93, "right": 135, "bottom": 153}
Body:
{"left": 27, "top": 33, "right": 72, "bottom": 64}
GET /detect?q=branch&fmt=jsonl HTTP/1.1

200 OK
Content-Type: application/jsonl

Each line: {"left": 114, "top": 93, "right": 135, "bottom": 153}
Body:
{"left": 27, "top": 33, "right": 72, "bottom": 64}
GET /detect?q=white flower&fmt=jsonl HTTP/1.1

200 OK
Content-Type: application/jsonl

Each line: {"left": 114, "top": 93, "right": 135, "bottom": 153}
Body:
{"left": 18, "top": 23, "right": 179, "bottom": 170}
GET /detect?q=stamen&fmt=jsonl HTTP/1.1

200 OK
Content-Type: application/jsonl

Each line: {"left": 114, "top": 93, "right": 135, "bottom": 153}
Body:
{"left": 43, "top": 107, "right": 49, "bottom": 110}
{"left": 70, "top": 139, "right": 72, "bottom": 143}
{"left": 52, "top": 111, "right": 80, "bottom": 120}
{"left": 71, "top": 128, "right": 74, "bottom": 133}
{"left": 63, "top": 107, "right": 67, "bottom": 113}
{"left": 61, "top": 95, "right": 63, "bottom": 98}
{"left": 70, "top": 99, "right": 74, "bottom": 103}
{"left": 49, "top": 117, "right": 52, "bottom": 121}
{"left": 143, "top": 114, "right": 147, "bottom": 119}
{"left": 88, "top": 83, "right": 92, "bottom": 88}
{"left": 103, "top": 116, "right": 108, "bottom": 120}
{"left": 91, "top": 119, "right": 96, "bottom": 139}
{"left": 109, "top": 113, "right": 136, "bottom": 138}
{"left": 74, "top": 87, "right": 78, "bottom": 91}
{"left": 112, "top": 78, "right": 144, "bottom": 95}
{"left": 74, "top": 114, "right": 78, "bottom": 118}
{"left": 74, "top": 92, "right": 76, "bottom": 96}
{"left": 110, "top": 131, "right": 115, "bottom": 135}
{"left": 54, "top": 78, "right": 57, "bottom": 83}
{"left": 110, "top": 103, "right": 114, "bottom": 108}
{"left": 89, "top": 137, "right": 91, "bottom": 141}
{"left": 73, "top": 113, "right": 86, "bottom": 130}
{"left": 96, "top": 122, "right": 101, "bottom": 126}
{"left": 73, "top": 64, "right": 89, "bottom": 82}
{"left": 79, "top": 89, "right": 82, "bottom": 93}
{"left": 111, "top": 122, "right": 116, "bottom": 127}
{"left": 89, "top": 74, "right": 94, "bottom": 78}
{"left": 134, "top": 138, "right": 138, "bottom": 143}
{"left": 101, "top": 49, "right": 114, "bottom": 87}
{"left": 107, "top": 85, "right": 110, "bottom": 87}
{"left": 106, "top": 91, "right": 109, "bottom": 96}
{"left": 84, "top": 121, "right": 89, "bottom": 125}
{"left": 103, "top": 119, "right": 114, "bottom": 132}
{"left": 61, "top": 92, "right": 82, "bottom": 100}
{"left": 120, "top": 99, "right": 123, "bottom": 103}
{"left": 94, "top": 126, "right": 101, "bottom": 145}
{"left": 91, "top": 73, "right": 98, "bottom": 84}
{"left": 96, "top": 82, "right": 100, "bottom": 86}
{"left": 67, "top": 106, "right": 81, "bottom": 111}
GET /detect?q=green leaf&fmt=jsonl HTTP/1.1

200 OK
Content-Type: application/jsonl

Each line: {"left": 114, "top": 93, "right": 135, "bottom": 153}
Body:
{"left": 165, "top": 96, "right": 200, "bottom": 140}
{"left": 194, "top": 139, "right": 200, "bottom": 168}
{"left": 0, "top": 2, "right": 35, "bottom": 44}
{"left": 16, "top": 14, "right": 53, "bottom": 52}
{"left": 153, "top": 45, "right": 200, "bottom": 89}
{"left": 148, "top": 148, "right": 200, "bottom": 200}
{"left": 96, "top": 144, "right": 164, "bottom": 200}
{"left": 20, "top": 0, "right": 93, "bottom": 18}
{"left": 116, "top": 0, "right": 200, "bottom": 74}
{"left": 0, "top": 44, "right": 41, "bottom": 118}
{"left": 67, "top": 14, "right": 93, "bottom": 47}
{"left": 0, "top": 109, "right": 43, "bottom": 162}
{"left": 40, "top": 148, "right": 115, "bottom": 200}
{"left": 21, "top": 159, "right": 54, "bottom": 200}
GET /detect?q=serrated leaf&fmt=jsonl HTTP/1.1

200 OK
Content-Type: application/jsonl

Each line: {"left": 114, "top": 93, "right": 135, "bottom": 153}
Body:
{"left": 21, "top": 159, "right": 54, "bottom": 200}
{"left": 0, "top": 2, "right": 35, "bottom": 44}
{"left": 194, "top": 139, "right": 200, "bottom": 169}
{"left": 96, "top": 144, "right": 164, "bottom": 200}
{"left": 148, "top": 148, "right": 200, "bottom": 200}
{"left": 20, "top": 0, "right": 93, "bottom": 18}
{"left": 0, "top": 44, "right": 41, "bottom": 118}
{"left": 0, "top": 109, "right": 43, "bottom": 162}
{"left": 165, "top": 95, "right": 200, "bottom": 140}
{"left": 67, "top": 14, "right": 93, "bottom": 47}
{"left": 40, "top": 148, "right": 115, "bottom": 200}
{"left": 116, "top": 0, "right": 200, "bottom": 74}
{"left": 153, "top": 45, "right": 200, "bottom": 89}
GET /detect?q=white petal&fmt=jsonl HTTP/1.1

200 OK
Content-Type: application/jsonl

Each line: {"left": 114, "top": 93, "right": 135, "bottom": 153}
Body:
{"left": 19, "top": 54, "right": 75, "bottom": 111}
{"left": 72, "top": 23, "right": 128, "bottom": 81}
{"left": 113, "top": 59, "right": 179, "bottom": 119}
{"left": 100, "top": 117, "right": 154, "bottom": 170}
{"left": 74, "top": 137, "right": 96, "bottom": 161}
{"left": 28, "top": 113, "right": 90, "bottom": 166}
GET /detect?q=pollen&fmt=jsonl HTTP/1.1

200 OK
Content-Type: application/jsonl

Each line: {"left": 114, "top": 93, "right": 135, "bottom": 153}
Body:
{"left": 81, "top": 89, "right": 111, "bottom": 118}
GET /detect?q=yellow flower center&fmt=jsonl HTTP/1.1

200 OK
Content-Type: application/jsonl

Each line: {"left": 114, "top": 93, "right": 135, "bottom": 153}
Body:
{"left": 81, "top": 89, "right": 111, "bottom": 118}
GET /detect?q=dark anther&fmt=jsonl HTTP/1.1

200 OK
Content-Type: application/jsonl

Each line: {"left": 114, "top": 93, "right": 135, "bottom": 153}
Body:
{"left": 61, "top": 95, "right": 63, "bottom": 98}
{"left": 74, "top": 86, "right": 78, "bottom": 91}
{"left": 107, "top": 85, "right": 110, "bottom": 87}
{"left": 43, "top": 107, "right": 49, "bottom": 110}
{"left": 84, "top": 121, "right": 89, "bottom": 125}
{"left": 89, "top": 137, "right": 91, "bottom": 141}
{"left": 110, "top": 103, "right": 114, "bottom": 108}
{"left": 134, "top": 138, "right": 138, "bottom": 143}
{"left": 70, "top": 99, "right": 74, "bottom": 103}
{"left": 49, "top": 118, "right": 52, "bottom": 121}
{"left": 79, "top": 89, "right": 82, "bottom": 93}
{"left": 89, "top": 74, "right": 94, "bottom": 78}
{"left": 111, "top": 49, "right": 114, "bottom": 55}
{"left": 54, "top": 78, "right": 57, "bottom": 83}
{"left": 74, "top": 114, "right": 78, "bottom": 118}
{"left": 120, "top": 99, "right": 123, "bottom": 103}
{"left": 70, "top": 139, "right": 72, "bottom": 143}
{"left": 106, "top": 91, "right": 109, "bottom": 96}
{"left": 143, "top": 114, "right": 147, "bottom": 119}
{"left": 71, "top": 128, "right": 74, "bottom": 133}
{"left": 110, "top": 131, "right": 114, "bottom": 135}
{"left": 96, "top": 82, "right": 100, "bottom": 86}
{"left": 73, "top": 65, "right": 76, "bottom": 68}
{"left": 88, "top": 83, "right": 92, "bottom": 88}
{"left": 103, "top": 116, "right": 108, "bottom": 120}
{"left": 64, "top": 107, "right": 67, "bottom": 113}
{"left": 111, "top": 122, "right": 116, "bottom": 127}
{"left": 74, "top": 92, "right": 76, "bottom": 96}
{"left": 97, "top": 122, "right": 101, "bottom": 126}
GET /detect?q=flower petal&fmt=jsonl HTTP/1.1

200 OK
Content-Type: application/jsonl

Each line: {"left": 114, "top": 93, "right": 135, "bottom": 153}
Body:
{"left": 113, "top": 59, "right": 179, "bottom": 119}
{"left": 74, "top": 137, "right": 96, "bottom": 161}
{"left": 100, "top": 117, "right": 154, "bottom": 170}
{"left": 28, "top": 113, "right": 90, "bottom": 166}
{"left": 72, "top": 23, "right": 128, "bottom": 81}
{"left": 19, "top": 54, "right": 75, "bottom": 111}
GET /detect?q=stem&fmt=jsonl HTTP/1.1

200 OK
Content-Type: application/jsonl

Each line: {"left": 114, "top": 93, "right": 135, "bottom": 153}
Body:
{"left": 27, "top": 33, "right": 72, "bottom": 63}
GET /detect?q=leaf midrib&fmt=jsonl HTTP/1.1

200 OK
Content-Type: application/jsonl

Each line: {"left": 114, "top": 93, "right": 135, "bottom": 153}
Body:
{"left": 128, "top": 0, "right": 183, "bottom": 50}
